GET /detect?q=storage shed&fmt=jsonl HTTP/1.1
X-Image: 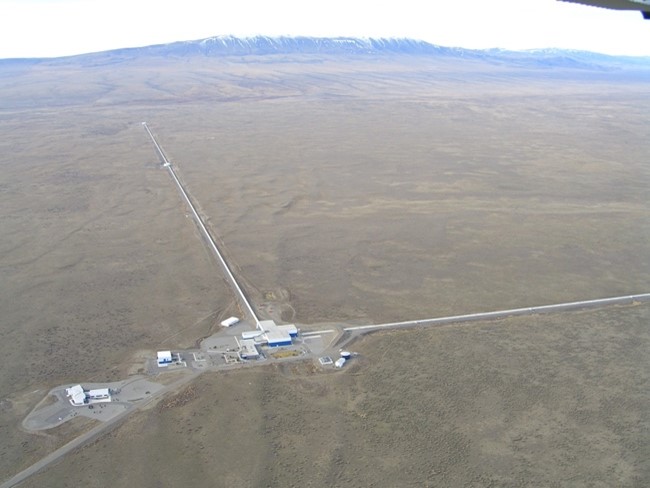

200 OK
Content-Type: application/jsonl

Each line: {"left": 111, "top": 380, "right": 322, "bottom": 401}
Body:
{"left": 220, "top": 316, "right": 240, "bottom": 327}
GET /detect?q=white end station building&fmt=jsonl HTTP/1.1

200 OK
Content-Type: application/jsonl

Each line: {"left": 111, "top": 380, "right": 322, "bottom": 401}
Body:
{"left": 157, "top": 350, "right": 173, "bottom": 367}
{"left": 237, "top": 320, "right": 298, "bottom": 359}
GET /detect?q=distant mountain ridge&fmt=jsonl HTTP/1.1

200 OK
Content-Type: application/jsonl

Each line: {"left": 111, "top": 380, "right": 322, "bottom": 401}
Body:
{"left": 2, "top": 35, "right": 650, "bottom": 68}
{"left": 145, "top": 36, "right": 457, "bottom": 56}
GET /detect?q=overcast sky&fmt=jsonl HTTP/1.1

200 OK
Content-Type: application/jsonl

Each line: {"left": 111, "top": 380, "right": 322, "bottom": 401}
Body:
{"left": 1, "top": 0, "right": 650, "bottom": 58}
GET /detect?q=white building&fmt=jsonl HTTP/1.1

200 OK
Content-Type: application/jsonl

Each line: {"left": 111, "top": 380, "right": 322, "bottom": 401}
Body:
{"left": 277, "top": 324, "right": 298, "bottom": 337}
{"left": 157, "top": 350, "right": 173, "bottom": 367}
{"left": 238, "top": 339, "right": 260, "bottom": 360}
{"left": 87, "top": 388, "right": 111, "bottom": 402}
{"left": 65, "top": 385, "right": 112, "bottom": 405}
{"left": 220, "top": 316, "right": 239, "bottom": 327}
{"left": 239, "top": 320, "right": 298, "bottom": 348}
{"left": 66, "top": 385, "right": 86, "bottom": 406}
{"left": 264, "top": 329, "right": 292, "bottom": 347}
{"left": 257, "top": 320, "right": 298, "bottom": 347}
{"left": 241, "top": 330, "right": 264, "bottom": 340}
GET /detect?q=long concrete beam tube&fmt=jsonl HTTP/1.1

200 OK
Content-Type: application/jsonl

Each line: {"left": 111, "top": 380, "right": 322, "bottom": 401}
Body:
{"left": 142, "top": 122, "right": 259, "bottom": 326}
{"left": 345, "top": 293, "right": 650, "bottom": 332}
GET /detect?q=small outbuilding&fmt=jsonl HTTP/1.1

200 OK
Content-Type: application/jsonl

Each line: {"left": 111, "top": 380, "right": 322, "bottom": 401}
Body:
{"left": 238, "top": 339, "right": 260, "bottom": 360}
{"left": 335, "top": 357, "right": 346, "bottom": 368}
{"left": 220, "top": 316, "right": 240, "bottom": 327}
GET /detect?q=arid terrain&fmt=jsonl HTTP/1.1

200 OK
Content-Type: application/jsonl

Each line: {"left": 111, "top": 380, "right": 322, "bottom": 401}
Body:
{"left": 1, "top": 41, "right": 649, "bottom": 486}
{"left": 19, "top": 304, "right": 650, "bottom": 487}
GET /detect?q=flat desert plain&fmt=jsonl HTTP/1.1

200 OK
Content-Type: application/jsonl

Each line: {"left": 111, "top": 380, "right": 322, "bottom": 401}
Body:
{"left": 1, "top": 52, "right": 649, "bottom": 486}
{"left": 21, "top": 304, "right": 650, "bottom": 487}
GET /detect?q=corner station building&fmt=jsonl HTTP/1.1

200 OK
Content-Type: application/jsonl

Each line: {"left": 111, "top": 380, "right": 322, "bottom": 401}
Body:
{"left": 236, "top": 320, "right": 298, "bottom": 359}
{"left": 257, "top": 320, "right": 297, "bottom": 347}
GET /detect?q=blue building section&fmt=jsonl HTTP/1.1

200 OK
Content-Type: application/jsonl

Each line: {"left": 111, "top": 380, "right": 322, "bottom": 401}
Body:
{"left": 278, "top": 324, "right": 298, "bottom": 337}
{"left": 157, "top": 351, "right": 173, "bottom": 366}
{"left": 256, "top": 320, "right": 298, "bottom": 347}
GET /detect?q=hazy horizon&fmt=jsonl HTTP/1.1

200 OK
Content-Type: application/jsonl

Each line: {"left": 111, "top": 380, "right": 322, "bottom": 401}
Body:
{"left": 3, "top": 34, "right": 650, "bottom": 62}
{"left": 2, "top": 0, "right": 650, "bottom": 59}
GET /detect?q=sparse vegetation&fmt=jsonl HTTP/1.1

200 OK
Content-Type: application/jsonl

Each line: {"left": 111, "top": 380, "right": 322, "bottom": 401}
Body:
{"left": 1, "top": 48, "right": 649, "bottom": 486}
{"left": 20, "top": 305, "right": 650, "bottom": 487}
{"left": 270, "top": 350, "right": 301, "bottom": 359}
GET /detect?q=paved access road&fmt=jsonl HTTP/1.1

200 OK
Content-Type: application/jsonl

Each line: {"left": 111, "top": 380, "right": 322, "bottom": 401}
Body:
{"left": 1, "top": 373, "right": 199, "bottom": 488}
{"left": 22, "top": 378, "right": 166, "bottom": 431}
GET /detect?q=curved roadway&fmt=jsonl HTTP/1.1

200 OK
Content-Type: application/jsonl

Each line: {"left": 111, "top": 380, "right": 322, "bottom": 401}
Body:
{"left": 1, "top": 373, "right": 199, "bottom": 488}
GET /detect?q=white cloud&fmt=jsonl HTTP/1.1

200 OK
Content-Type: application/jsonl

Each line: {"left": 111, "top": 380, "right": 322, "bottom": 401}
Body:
{"left": 0, "top": 0, "right": 649, "bottom": 58}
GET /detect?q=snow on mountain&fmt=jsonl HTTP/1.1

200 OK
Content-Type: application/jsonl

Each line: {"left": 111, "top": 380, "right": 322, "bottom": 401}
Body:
{"left": 1, "top": 36, "right": 649, "bottom": 69}
{"left": 118, "top": 35, "right": 470, "bottom": 57}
